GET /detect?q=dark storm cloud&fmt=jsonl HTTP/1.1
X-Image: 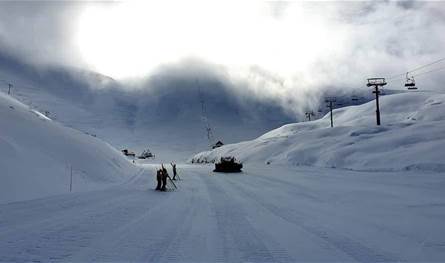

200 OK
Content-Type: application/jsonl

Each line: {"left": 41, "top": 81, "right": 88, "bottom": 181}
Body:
{"left": 396, "top": 0, "right": 419, "bottom": 10}
{"left": 0, "top": 1, "right": 90, "bottom": 68}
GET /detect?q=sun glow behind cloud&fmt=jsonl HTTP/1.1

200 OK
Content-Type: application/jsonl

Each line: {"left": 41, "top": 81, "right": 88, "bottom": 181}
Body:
{"left": 75, "top": 1, "right": 341, "bottom": 79}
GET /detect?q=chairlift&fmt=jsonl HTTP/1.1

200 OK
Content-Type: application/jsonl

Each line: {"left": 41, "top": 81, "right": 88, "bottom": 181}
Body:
{"left": 405, "top": 72, "right": 417, "bottom": 90}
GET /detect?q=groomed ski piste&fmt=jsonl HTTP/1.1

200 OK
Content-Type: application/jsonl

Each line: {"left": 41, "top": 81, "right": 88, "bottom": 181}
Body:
{"left": 1, "top": 90, "right": 445, "bottom": 262}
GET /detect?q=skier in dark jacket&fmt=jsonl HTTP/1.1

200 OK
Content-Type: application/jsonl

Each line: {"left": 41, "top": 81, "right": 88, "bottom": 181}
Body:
{"left": 155, "top": 169, "right": 162, "bottom": 190}
{"left": 171, "top": 163, "right": 178, "bottom": 180}
{"left": 161, "top": 165, "right": 168, "bottom": 191}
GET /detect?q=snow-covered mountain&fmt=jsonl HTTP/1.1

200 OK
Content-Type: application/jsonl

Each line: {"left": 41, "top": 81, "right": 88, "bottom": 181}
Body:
{"left": 191, "top": 91, "right": 445, "bottom": 172}
{"left": 0, "top": 91, "right": 138, "bottom": 203}
{"left": 0, "top": 53, "right": 296, "bottom": 161}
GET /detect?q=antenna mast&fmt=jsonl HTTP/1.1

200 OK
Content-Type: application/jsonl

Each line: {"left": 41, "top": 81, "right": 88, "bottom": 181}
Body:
{"left": 196, "top": 80, "right": 214, "bottom": 146}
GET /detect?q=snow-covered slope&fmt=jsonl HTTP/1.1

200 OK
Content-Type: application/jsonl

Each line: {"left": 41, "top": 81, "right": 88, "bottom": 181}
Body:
{"left": 191, "top": 91, "right": 445, "bottom": 172}
{"left": 0, "top": 53, "right": 296, "bottom": 161}
{"left": 0, "top": 92, "right": 138, "bottom": 203}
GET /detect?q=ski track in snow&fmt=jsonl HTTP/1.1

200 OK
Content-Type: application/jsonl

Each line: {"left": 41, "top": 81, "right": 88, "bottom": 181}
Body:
{"left": 1, "top": 164, "right": 445, "bottom": 262}
{"left": 203, "top": 175, "right": 292, "bottom": 263}
{"left": 223, "top": 175, "right": 401, "bottom": 262}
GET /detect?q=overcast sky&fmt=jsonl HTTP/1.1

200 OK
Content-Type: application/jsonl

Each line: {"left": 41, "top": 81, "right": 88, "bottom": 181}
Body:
{"left": 0, "top": 1, "right": 445, "bottom": 108}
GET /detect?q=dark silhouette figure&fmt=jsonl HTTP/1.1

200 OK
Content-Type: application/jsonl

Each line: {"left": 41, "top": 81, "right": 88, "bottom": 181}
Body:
{"left": 161, "top": 164, "right": 168, "bottom": 191}
{"left": 155, "top": 169, "right": 162, "bottom": 191}
{"left": 171, "top": 163, "right": 178, "bottom": 180}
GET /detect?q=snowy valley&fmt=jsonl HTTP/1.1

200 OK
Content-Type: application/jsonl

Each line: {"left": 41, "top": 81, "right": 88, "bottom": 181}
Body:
{"left": 1, "top": 1, "right": 445, "bottom": 260}
{"left": 1, "top": 80, "right": 445, "bottom": 262}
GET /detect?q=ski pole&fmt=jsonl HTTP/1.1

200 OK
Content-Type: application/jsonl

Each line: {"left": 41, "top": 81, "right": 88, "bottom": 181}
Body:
{"left": 167, "top": 176, "right": 177, "bottom": 189}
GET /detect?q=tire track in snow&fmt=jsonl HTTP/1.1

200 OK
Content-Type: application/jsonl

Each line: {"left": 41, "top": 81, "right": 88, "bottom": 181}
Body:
{"left": 224, "top": 175, "right": 404, "bottom": 263}
{"left": 121, "top": 167, "right": 146, "bottom": 186}
{"left": 0, "top": 190, "right": 153, "bottom": 262}
{"left": 246, "top": 172, "right": 324, "bottom": 202}
{"left": 0, "top": 188, "right": 139, "bottom": 237}
{"left": 155, "top": 184, "right": 201, "bottom": 262}
{"left": 0, "top": 167, "right": 147, "bottom": 230}
{"left": 142, "top": 171, "right": 218, "bottom": 262}
{"left": 65, "top": 190, "right": 181, "bottom": 262}
{"left": 202, "top": 173, "right": 294, "bottom": 263}
{"left": 149, "top": 169, "right": 221, "bottom": 262}
{"left": 71, "top": 170, "right": 204, "bottom": 262}
{"left": 0, "top": 188, "right": 135, "bottom": 228}
{"left": 0, "top": 166, "right": 173, "bottom": 263}
{"left": 68, "top": 191, "right": 181, "bottom": 262}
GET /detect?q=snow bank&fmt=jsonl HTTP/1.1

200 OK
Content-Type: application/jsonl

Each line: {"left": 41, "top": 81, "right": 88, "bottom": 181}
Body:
{"left": 0, "top": 92, "right": 138, "bottom": 203}
{"left": 191, "top": 91, "right": 445, "bottom": 172}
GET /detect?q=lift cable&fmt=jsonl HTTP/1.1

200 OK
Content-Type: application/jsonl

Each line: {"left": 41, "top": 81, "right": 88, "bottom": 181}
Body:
{"left": 386, "top": 64, "right": 445, "bottom": 84}
{"left": 387, "top": 57, "right": 445, "bottom": 80}
{"left": 412, "top": 65, "right": 445, "bottom": 78}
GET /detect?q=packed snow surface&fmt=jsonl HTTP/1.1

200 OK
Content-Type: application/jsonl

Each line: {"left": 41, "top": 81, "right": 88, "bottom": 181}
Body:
{"left": 0, "top": 92, "right": 137, "bottom": 203}
{"left": 1, "top": 163, "right": 445, "bottom": 262}
{"left": 1, "top": 87, "right": 445, "bottom": 262}
{"left": 192, "top": 91, "right": 445, "bottom": 172}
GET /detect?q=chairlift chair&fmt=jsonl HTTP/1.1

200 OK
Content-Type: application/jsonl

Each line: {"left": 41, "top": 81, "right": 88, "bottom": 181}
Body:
{"left": 405, "top": 73, "right": 417, "bottom": 90}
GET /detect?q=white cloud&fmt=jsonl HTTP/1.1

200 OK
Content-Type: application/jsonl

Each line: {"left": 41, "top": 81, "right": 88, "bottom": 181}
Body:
{"left": 0, "top": 1, "right": 87, "bottom": 68}
{"left": 1, "top": 1, "right": 445, "bottom": 116}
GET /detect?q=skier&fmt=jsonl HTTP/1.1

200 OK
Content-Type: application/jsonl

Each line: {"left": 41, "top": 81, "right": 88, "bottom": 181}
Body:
{"left": 161, "top": 164, "right": 168, "bottom": 191}
{"left": 155, "top": 169, "right": 162, "bottom": 191}
{"left": 171, "top": 162, "right": 178, "bottom": 180}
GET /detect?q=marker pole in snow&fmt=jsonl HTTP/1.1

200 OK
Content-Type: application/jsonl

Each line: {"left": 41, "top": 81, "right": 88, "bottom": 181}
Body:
{"left": 7, "top": 83, "right": 12, "bottom": 95}
{"left": 70, "top": 165, "right": 73, "bottom": 192}
{"left": 366, "top": 78, "right": 387, "bottom": 126}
